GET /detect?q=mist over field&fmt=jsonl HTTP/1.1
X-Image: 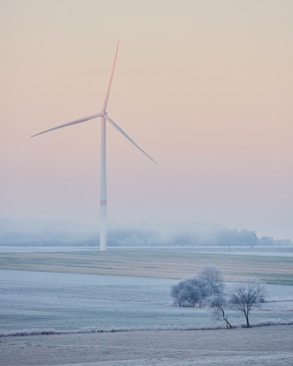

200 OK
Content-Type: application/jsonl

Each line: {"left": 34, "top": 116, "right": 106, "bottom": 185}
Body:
{"left": 1, "top": 217, "right": 292, "bottom": 247}
{"left": 1, "top": 1, "right": 293, "bottom": 244}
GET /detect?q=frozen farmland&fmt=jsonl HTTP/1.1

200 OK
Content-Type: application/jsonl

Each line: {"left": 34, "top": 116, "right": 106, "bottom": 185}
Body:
{"left": 1, "top": 270, "right": 293, "bottom": 335}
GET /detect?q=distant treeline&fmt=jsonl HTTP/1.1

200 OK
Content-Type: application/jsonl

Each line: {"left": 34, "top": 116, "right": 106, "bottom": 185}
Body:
{"left": 0, "top": 218, "right": 292, "bottom": 246}
{"left": 106, "top": 227, "right": 292, "bottom": 247}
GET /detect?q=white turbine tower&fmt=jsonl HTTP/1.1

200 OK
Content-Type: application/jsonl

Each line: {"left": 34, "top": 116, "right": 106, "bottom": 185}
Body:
{"left": 32, "top": 42, "right": 156, "bottom": 251}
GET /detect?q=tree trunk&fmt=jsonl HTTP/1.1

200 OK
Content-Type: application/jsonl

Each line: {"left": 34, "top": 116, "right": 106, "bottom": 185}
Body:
{"left": 245, "top": 314, "right": 250, "bottom": 327}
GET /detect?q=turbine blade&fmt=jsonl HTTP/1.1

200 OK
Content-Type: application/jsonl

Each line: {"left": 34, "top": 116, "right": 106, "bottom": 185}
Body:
{"left": 31, "top": 113, "right": 101, "bottom": 137}
{"left": 106, "top": 115, "right": 157, "bottom": 164}
{"left": 102, "top": 41, "right": 119, "bottom": 112}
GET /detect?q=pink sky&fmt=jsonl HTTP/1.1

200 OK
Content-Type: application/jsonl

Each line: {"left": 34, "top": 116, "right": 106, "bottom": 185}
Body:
{"left": 1, "top": 0, "right": 292, "bottom": 239}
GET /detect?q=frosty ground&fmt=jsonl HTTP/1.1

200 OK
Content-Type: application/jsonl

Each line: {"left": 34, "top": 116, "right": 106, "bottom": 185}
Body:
{"left": 1, "top": 270, "right": 293, "bottom": 366}
{"left": 1, "top": 270, "right": 293, "bottom": 333}
{"left": 1, "top": 325, "right": 293, "bottom": 365}
{"left": 1, "top": 247, "right": 293, "bottom": 365}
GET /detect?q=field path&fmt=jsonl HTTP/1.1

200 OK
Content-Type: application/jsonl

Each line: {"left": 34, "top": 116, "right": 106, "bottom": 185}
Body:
{"left": 1, "top": 325, "right": 293, "bottom": 366}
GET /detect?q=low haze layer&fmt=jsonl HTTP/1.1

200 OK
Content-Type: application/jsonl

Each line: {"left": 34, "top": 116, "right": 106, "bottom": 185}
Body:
{"left": 1, "top": 0, "right": 292, "bottom": 239}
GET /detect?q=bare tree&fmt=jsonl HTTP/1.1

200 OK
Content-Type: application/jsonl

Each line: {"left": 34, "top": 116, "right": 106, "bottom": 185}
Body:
{"left": 229, "top": 280, "right": 265, "bottom": 327}
{"left": 210, "top": 294, "right": 232, "bottom": 328}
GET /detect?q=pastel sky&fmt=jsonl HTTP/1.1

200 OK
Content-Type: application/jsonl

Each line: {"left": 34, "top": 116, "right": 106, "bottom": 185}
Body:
{"left": 1, "top": 0, "right": 292, "bottom": 239}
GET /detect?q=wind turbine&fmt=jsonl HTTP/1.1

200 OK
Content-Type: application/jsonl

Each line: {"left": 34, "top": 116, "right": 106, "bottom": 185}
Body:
{"left": 32, "top": 42, "right": 156, "bottom": 251}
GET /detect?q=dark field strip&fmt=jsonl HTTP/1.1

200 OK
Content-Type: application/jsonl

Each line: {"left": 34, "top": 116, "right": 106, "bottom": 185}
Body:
{"left": 2, "top": 326, "right": 293, "bottom": 366}
{"left": 0, "top": 249, "right": 293, "bottom": 284}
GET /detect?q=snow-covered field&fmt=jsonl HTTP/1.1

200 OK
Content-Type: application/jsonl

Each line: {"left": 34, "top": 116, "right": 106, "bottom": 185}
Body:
{"left": 1, "top": 268, "right": 293, "bottom": 365}
{"left": 1, "top": 270, "right": 293, "bottom": 335}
